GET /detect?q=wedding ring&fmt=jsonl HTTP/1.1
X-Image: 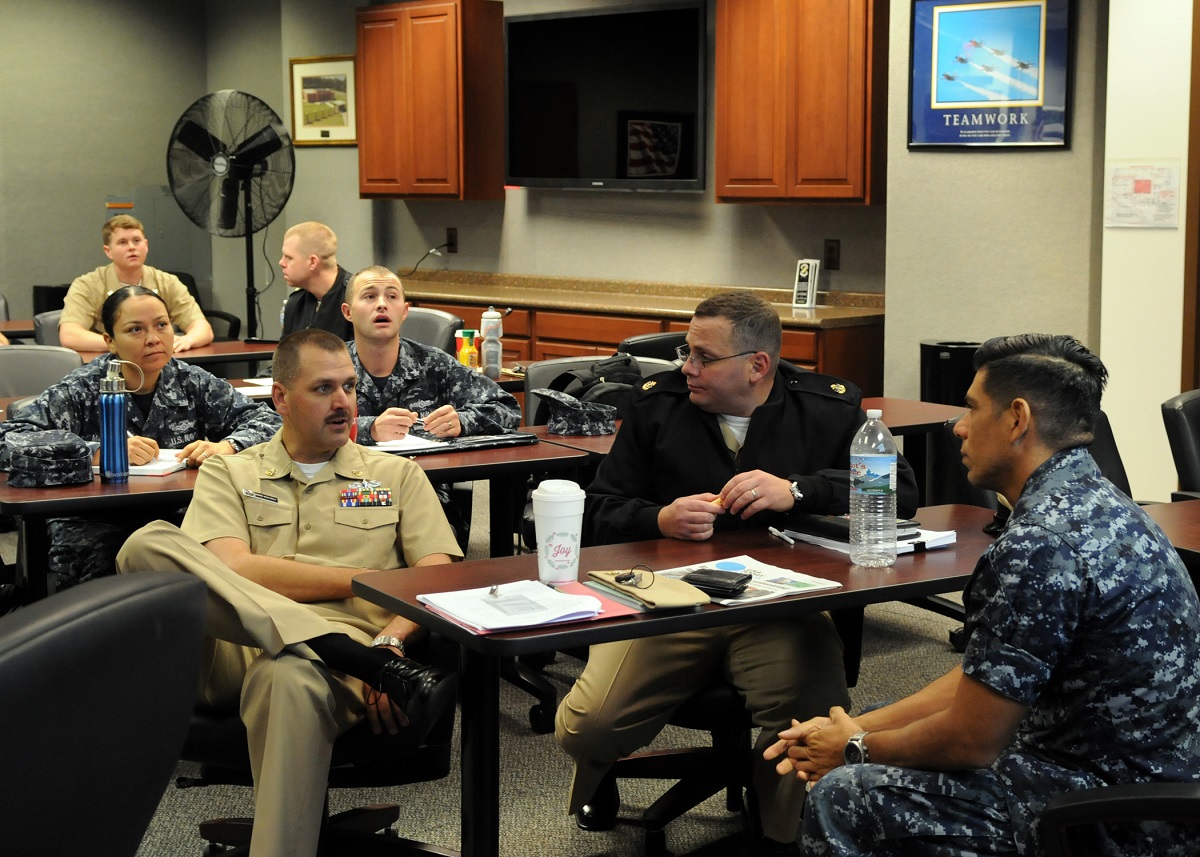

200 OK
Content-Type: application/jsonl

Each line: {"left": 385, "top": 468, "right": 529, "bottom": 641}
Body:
{"left": 751, "top": 488, "right": 758, "bottom": 499}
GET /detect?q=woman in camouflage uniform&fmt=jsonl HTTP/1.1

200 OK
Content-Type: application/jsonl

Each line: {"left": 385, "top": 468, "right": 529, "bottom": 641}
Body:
{"left": 0, "top": 286, "right": 281, "bottom": 590}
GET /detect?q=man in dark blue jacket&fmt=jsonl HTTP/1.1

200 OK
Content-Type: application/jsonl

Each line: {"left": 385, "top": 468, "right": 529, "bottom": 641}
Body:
{"left": 557, "top": 291, "right": 918, "bottom": 854}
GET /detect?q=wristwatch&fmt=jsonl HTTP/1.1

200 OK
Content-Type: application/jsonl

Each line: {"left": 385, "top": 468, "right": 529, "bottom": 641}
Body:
{"left": 844, "top": 731, "right": 870, "bottom": 765}
{"left": 371, "top": 634, "right": 406, "bottom": 656}
{"left": 788, "top": 481, "right": 804, "bottom": 507}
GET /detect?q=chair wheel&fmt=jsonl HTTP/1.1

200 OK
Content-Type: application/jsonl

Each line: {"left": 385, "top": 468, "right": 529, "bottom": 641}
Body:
{"left": 529, "top": 703, "right": 556, "bottom": 734}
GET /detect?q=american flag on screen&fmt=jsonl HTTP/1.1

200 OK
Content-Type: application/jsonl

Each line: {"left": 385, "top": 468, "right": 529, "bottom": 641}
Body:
{"left": 626, "top": 119, "right": 681, "bottom": 176}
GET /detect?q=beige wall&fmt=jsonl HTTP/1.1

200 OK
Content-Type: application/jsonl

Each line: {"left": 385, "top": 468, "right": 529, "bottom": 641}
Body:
{"left": 1099, "top": 1, "right": 1193, "bottom": 501}
{"left": 883, "top": 0, "right": 1106, "bottom": 401}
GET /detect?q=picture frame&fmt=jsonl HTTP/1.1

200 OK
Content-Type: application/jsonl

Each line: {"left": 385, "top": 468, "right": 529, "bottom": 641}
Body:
{"left": 289, "top": 55, "right": 357, "bottom": 147}
{"left": 908, "top": 0, "right": 1070, "bottom": 149}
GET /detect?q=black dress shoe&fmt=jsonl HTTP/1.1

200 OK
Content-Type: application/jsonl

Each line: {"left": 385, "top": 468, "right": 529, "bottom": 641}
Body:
{"left": 377, "top": 657, "right": 458, "bottom": 741}
{"left": 575, "top": 777, "right": 620, "bottom": 832}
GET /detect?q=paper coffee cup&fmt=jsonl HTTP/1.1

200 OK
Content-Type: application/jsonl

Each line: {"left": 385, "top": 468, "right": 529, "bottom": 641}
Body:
{"left": 531, "top": 479, "right": 585, "bottom": 585}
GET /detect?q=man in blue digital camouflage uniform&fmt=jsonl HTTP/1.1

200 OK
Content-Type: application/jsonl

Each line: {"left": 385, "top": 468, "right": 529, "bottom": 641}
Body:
{"left": 342, "top": 266, "right": 521, "bottom": 547}
{"left": 342, "top": 265, "right": 520, "bottom": 442}
{"left": 766, "top": 333, "right": 1200, "bottom": 856}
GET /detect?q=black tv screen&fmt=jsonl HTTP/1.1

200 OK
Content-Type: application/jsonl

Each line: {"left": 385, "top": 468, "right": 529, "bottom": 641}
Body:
{"left": 505, "top": 2, "right": 707, "bottom": 192}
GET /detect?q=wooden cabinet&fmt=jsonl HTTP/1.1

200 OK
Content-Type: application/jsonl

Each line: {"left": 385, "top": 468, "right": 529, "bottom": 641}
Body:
{"left": 355, "top": 0, "right": 504, "bottom": 200}
{"left": 419, "top": 300, "right": 883, "bottom": 396}
{"left": 714, "top": 0, "right": 886, "bottom": 203}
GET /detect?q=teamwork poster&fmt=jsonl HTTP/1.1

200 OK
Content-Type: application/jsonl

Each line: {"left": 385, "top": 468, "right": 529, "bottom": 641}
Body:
{"left": 908, "top": 0, "right": 1069, "bottom": 148}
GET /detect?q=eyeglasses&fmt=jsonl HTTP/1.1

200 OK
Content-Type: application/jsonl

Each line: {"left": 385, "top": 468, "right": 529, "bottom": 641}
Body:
{"left": 614, "top": 564, "right": 655, "bottom": 589}
{"left": 675, "top": 344, "right": 756, "bottom": 368}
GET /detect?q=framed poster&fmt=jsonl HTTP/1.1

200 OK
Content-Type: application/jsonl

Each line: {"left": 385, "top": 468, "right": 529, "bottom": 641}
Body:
{"left": 289, "top": 55, "right": 357, "bottom": 146}
{"left": 908, "top": 0, "right": 1070, "bottom": 148}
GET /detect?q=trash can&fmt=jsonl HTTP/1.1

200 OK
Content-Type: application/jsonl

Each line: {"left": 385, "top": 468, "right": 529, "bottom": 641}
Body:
{"left": 920, "top": 341, "right": 980, "bottom": 406}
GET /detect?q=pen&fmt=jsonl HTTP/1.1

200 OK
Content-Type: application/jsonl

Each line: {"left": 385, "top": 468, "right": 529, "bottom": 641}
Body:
{"left": 768, "top": 526, "right": 796, "bottom": 545}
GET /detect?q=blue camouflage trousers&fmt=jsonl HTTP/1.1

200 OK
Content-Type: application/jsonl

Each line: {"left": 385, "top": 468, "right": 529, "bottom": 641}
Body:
{"left": 802, "top": 763, "right": 1019, "bottom": 856}
{"left": 48, "top": 508, "right": 184, "bottom": 592}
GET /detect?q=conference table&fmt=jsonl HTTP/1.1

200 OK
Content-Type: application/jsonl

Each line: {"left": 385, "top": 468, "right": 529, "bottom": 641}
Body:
{"left": 77, "top": 339, "right": 278, "bottom": 370}
{"left": 0, "top": 438, "right": 587, "bottom": 600}
{"left": 354, "top": 503, "right": 1000, "bottom": 857}
{"left": 0, "top": 319, "right": 35, "bottom": 339}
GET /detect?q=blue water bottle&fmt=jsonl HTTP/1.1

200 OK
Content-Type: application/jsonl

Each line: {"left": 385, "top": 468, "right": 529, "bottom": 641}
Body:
{"left": 99, "top": 361, "right": 129, "bottom": 483}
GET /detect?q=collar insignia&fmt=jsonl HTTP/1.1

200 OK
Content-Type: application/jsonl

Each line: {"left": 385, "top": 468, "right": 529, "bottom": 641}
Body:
{"left": 641, "top": 380, "right": 657, "bottom": 391}
{"left": 830, "top": 383, "right": 846, "bottom": 394}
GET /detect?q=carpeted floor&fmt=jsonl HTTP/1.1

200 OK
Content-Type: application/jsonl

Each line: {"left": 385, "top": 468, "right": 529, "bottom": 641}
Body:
{"left": 0, "top": 484, "right": 965, "bottom": 856}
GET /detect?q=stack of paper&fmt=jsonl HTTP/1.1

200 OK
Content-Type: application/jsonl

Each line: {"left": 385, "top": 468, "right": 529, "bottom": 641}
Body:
{"left": 656, "top": 554, "right": 841, "bottom": 605}
{"left": 375, "top": 434, "right": 448, "bottom": 454}
{"left": 785, "top": 527, "right": 956, "bottom": 555}
{"left": 417, "top": 579, "right": 601, "bottom": 632}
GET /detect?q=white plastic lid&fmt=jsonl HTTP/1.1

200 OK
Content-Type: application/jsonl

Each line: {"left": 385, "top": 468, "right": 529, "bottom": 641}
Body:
{"left": 866, "top": 409, "right": 882, "bottom": 420}
{"left": 531, "top": 479, "right": 584, "bottom": 497}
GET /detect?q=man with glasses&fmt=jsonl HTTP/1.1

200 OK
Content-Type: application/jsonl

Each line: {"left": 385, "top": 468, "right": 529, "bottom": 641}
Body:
{"left": 555, "top": 291, "right": 918, "bottom": 855}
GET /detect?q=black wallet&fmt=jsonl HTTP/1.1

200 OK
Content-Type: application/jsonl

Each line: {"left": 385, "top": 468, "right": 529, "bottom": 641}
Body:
{"left": 682, "top": 567, "right": 752, "bottom": 598}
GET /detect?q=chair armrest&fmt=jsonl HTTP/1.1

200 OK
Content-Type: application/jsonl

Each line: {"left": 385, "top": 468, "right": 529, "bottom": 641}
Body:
{"left": 1039, "top": 783, "right": 1200, "bottom": 857}
{"left": 1172, "top": 490, "right": 1200, "bottom": 502}
{"left": 203, "top": 310, "right": 242, "bottom": 341}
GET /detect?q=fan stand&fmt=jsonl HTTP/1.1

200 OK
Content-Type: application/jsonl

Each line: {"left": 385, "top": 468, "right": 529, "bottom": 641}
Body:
{"left": 242, "top": 177, "right": 258, "bottom": 339}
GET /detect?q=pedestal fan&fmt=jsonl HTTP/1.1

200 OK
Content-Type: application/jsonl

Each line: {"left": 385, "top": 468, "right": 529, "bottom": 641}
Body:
{"left": 166, "top": 90, "right": 295, "bottom": 338}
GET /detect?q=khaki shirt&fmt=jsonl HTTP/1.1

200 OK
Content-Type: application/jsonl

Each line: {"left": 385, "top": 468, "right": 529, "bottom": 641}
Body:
{"left": 182, "top": 433, "right": 462, "bottom": 627}
{"left": 62, "top": 264, "right": 206, "bottom": 335}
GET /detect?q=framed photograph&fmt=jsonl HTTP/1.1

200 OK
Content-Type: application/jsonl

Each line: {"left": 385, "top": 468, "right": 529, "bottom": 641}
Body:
{"left": 908, "top": 0, "right": 1070, "bottom": 148}
{"left": 289, "top": 55, "right": 357, "bottom": 146}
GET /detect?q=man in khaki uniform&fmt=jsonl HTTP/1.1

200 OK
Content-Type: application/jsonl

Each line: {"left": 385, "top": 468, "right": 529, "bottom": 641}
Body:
{"left": 117, "top": 329, "right": 461, "bottom": 857}
{"left": 59, "top": 214, "right": 213, "bottom": 352}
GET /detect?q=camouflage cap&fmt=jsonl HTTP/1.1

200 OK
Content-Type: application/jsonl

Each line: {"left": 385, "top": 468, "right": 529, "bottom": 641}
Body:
{"left": 533, "top": 388, "right": 617, "bottom": 436}
{"left": 4, "top": 430, "right": 93, "bottom": 488}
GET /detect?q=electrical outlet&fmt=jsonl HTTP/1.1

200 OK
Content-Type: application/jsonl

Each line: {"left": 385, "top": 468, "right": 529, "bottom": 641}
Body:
{"left": 823, "top": 238, "right": 841, "bottom": 271}
{"left": 446, "top": 227, "right": 458, "bottom": 254}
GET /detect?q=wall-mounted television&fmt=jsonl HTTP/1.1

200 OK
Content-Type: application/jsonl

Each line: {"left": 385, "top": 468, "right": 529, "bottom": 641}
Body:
{"left": 504, "top": 2, "right": 707, "bottom": 192}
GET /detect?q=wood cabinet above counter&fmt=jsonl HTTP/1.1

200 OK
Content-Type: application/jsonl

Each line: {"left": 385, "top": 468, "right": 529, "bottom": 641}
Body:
{"left": 402, "top": 273, "right": 884, "bottom": 395}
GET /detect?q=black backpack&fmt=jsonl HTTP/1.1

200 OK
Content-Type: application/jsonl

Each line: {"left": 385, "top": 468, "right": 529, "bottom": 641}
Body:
{"left": 533, "top": 354, "right": 644, "bottom": 425}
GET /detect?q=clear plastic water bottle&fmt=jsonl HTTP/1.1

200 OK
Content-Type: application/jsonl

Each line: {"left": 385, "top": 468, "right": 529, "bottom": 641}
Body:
{"left": 98, "top": 361, "right": 129, "bottom": 484}
{"left": 849, "top": 408, "right": 897, "bottom": 567}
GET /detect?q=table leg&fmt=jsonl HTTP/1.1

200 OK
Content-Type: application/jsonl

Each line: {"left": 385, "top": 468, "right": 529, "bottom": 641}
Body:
{"left": 15, "top": 515, "right": 50, "bottom": 602}
{"left": 459, "top": 647, "right": 501, "bottom": 857}
{"left": 487, "top": 475, "right": 524, "bottom": 557}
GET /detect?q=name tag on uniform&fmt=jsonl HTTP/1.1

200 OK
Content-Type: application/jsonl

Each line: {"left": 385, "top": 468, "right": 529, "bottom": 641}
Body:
{"left": 242, "top": 489, "right": 279, "bottom": 504}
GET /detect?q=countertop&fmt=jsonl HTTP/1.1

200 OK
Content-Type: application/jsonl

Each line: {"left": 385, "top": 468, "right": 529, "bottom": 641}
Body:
{"left": 402, "top": 271, "right": 884, "bottom": 330}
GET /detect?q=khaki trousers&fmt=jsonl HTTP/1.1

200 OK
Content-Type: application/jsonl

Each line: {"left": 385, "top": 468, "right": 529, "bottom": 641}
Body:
{"left": 555, "top": 614, "right": 851, "bottom": 843}
{"left": 117, "top": 520, "right": 383, "bottom": 857}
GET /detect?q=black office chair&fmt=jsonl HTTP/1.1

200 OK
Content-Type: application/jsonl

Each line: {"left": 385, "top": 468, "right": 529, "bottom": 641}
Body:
{"left": 1162, "top": 389, "right": 1200, "bottom": 501}
{"left": 0, "top": 571, "right": 206, "bottom": 857}
{"left": 31, "top": 283, "right": 70, "bottom": 315}
{"left": 617, "top": 330, "right": 687, "bottom": 362}
{"left": 176, "top": 636, "right": 459, "bottom": 855}
{"left": 1038, "top": 781, "right": 1200, "bottom": 857}
{"left": 169, "top": 270, "right": 243, "bottom": 340}
{"left": 404, "top": 307, "right": 464, "bottom": 355}
{"left": 594, "top": 609, "right": 864, "bottom": 855}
